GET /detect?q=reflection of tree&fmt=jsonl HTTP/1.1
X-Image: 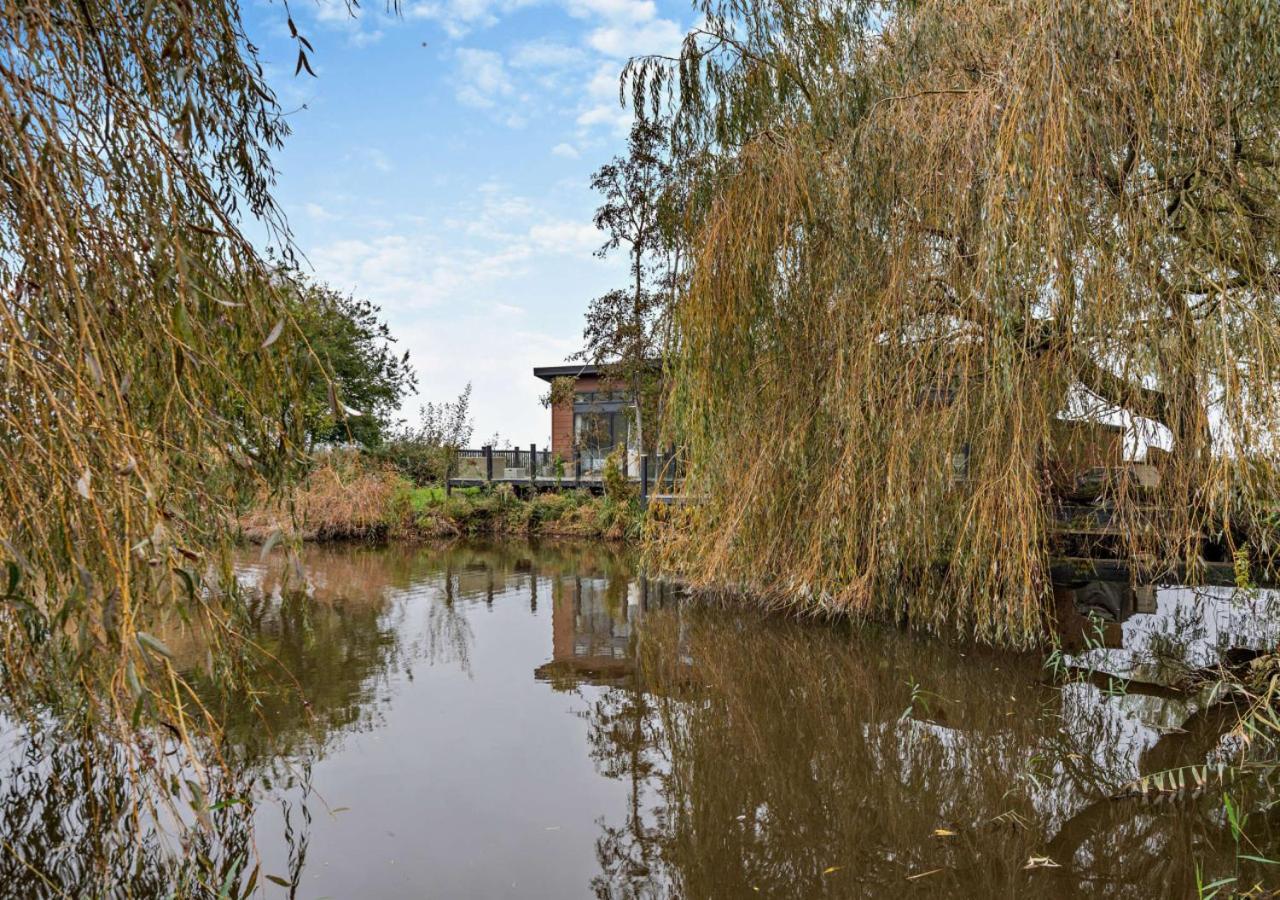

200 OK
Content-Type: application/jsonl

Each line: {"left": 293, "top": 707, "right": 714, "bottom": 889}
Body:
{"left": 205, "top": 539, "right": 637, "bottom": 762}
{"left": 581, "top": 607, "right": 1261, "bottom": 899}
{"left": 0, "top": 538, "right": 641, "bottom": 894}
{"left": 586, "top": 685, "right": 666, "bottom": 899}
{"left": 0, "top": 723, "right": 314, "bottom": 897}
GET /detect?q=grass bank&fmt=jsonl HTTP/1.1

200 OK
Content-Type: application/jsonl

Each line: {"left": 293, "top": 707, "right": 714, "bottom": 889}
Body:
{"left": 240, "top": 452, "right": 645, "bottom": 543}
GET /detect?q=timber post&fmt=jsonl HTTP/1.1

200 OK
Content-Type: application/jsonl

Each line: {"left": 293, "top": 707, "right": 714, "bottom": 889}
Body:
{"left": 574, "top": 451, "right": 581, "bottom": 487}
{"left": 484, "top": 445, "right": 493, "bottom": 483}
{"left": 530, "top": 443, "right": 537, "bottom": 485}
{"left": 640, "top": 453, "right": 649, "bottom": 502}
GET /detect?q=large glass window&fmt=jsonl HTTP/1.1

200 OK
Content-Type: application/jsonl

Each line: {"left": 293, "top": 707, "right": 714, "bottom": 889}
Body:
{"left": 574, "top": 409, "right": 629, "bottom": 470}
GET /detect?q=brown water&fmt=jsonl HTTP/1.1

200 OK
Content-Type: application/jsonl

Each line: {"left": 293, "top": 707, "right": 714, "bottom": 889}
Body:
{"left": 2, "top": 540, "right": 1277, "bottom": 897}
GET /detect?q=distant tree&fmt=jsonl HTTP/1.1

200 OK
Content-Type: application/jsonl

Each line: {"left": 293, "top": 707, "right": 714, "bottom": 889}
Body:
{"left": 287, "top": 276, "right": 417, "bottom": 449}
{"left": 415, "top": 383, "right": 474, "bottom": 455}
{"left": 374, "top": 384, "right": 474, "bottom": 484}
{"left": 579, "top": 118, "right": 678, "bottom": 454}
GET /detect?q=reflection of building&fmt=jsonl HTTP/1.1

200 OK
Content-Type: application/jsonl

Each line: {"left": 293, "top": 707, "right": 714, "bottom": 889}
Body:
{"left": 535, "top": 574, "right": 645, "bottom": 685}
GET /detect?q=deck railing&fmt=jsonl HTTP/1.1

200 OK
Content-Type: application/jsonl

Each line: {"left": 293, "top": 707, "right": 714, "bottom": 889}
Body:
{"left": 448, "top": 445, "right": 685, "bottom": 497}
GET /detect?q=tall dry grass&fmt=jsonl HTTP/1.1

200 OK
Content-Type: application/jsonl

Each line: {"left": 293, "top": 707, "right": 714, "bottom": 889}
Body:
{"left": 242, "top": 452, "right": 406, "bottom": 543}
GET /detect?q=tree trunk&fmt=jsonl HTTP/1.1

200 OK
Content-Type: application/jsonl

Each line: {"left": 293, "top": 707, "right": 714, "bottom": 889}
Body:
{"left": 632, "top": 373, "right": 645, "bottom": 458}
{"left": 632, "top": 250, "right": 646, "bottom": 456}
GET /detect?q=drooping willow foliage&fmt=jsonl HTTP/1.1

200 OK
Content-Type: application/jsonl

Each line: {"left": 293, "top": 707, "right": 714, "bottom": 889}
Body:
{"left": 0, "top": 0, "right": 370, "bottom": 857}
{"left": 640, "top": 0, "right": 1280, "bottom": 646}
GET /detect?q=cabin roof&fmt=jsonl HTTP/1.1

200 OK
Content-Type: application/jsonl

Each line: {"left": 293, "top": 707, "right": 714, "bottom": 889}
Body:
{"left": 532, "top": 364, "right": 602, "bottom": 383}
{"left": 533, "top": 359, "right": 663, "bottom": 383}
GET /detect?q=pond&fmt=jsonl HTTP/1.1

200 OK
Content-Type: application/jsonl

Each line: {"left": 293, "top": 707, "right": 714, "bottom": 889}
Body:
{"left": 1, "top": 539, "right": 1276, "bottom": 897}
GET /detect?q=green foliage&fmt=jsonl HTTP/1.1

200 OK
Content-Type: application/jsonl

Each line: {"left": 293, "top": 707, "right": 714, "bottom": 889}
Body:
{"left": 603, "top": 447, "right": 637, "bottom": 503}
{"left": 286, "top": 274, "right": 417, "bottom": 448}
{"left": 372, "top": 384, "right": 475, "bottom": 484}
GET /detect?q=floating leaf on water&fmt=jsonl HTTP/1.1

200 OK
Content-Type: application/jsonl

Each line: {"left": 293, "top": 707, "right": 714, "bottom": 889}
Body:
{"left": 822, "top": 866, "right": 843, "bottom": 875}
{"left": 260, "top": 318, "right": 285, "bottom": 350}
{"left": 933, "top": 828, "right": 957, "bottom": 837}
{"left": 136, "top": 631, "right": 173, "bottom": 660}
{"left": 906, "top": 868, "right": 944, "bottom": 881}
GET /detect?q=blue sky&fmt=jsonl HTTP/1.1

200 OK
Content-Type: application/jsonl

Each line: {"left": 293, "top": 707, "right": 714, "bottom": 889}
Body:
{"left": 244, "top": 0, "right": 691, "bottom": 444}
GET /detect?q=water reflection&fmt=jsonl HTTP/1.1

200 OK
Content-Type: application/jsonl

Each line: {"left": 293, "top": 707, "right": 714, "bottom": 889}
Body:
{"left": 0, "top": 541, "right": 1275, "bottom": 897}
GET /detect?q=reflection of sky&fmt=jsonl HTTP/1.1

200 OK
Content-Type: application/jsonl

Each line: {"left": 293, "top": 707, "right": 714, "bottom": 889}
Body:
{"left": 1067, "top": 585, "right": 1280, "bottom": 683}
{"left": 873, "top": 584, "right": 1280, "bottom": 840}
{"left": 1126, "top": 586, "right": 1280, "bottom": 666}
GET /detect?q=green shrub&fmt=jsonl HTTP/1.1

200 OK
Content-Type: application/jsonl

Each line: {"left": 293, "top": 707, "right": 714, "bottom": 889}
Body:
{"left": 602, "top": 447, "right": 636, "bottom": 503}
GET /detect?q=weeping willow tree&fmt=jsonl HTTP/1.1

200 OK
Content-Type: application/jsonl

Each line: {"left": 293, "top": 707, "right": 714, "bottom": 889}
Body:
{"left": 638, "top": 0, "right": 1280, "bottom": 646}
{"left": 0, "top": 1, "right": 379, "bottom": 876}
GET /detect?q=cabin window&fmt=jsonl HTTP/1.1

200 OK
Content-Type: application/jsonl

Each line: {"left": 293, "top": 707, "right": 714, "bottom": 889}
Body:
{"left": 574, "top": 409, "right": 630, "bottom": 471}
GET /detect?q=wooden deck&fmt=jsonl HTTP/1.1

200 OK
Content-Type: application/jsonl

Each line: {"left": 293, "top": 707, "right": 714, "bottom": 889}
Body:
{"left": 446, "top": 444, "right": 683, "bottom": 501}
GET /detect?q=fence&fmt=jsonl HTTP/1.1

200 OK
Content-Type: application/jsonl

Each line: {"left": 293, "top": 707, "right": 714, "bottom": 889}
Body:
{"left": 449, "top": 445, "right": 684, "bottom": 499}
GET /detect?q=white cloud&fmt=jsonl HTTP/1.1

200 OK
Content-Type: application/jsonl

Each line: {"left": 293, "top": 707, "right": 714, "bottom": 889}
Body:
{"left": 453, "top": 47, "right": 513, "bottom": 108}
{"left": 529, "top": 220, "right": 600, "bottom": 254}
{"left": 564, "top": 0, "right": 657, "bottom": 25}
{"left": 393, "top": 316, "right": 580, "bottom": 445}
{"left": 310, "top": 0, "right": 389, "bottom": 48}
{"left": 551, "top": 142, "right": 580, "bottom": 158}
{"left": 311, "top": 186, "right": 599, "bottom": 315}
{"left": 586, "top": 17, "right": 682, "bottom": 58}
{"left": 404, "top": 0, "right": 536, "bottom": 38}
{"left": 354, "top": 147, "right": 394, "bottom": 173}
{"left": 572, "top": 59, "right": 632, "bottom": 134}
{"left": 304, "top": 182, "right": 621, "bottom": 442}
{"left": 510, "top": 39, "right": 588, "bottom": 70}
{"left": 576, "top": 104, "right": 631, "bottom": 135}
{"left": 313, "top": 0, "right": 357, "bottom": 24}
{"left": 304, "top": 202, "right": 340, "bottom": 223}
{"left": 349, "top": 28, "right": 385, "bottom": 47}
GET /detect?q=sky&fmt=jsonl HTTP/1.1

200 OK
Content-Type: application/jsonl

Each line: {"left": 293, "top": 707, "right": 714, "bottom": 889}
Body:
{"left": 243, "top": 0, "right": 692, "bottom": 445}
